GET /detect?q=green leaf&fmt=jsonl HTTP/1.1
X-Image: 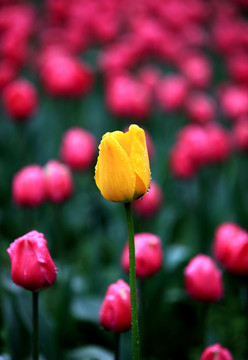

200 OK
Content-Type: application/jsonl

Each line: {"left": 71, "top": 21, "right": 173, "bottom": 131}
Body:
{"left": 70, "top": 296, "right": 102, "bottom": 323}
{"left": 66, "top": 345, "right": 114, "bottom": 360}
{"left": 164, "top": 244, "right": 192, "bottom": 272}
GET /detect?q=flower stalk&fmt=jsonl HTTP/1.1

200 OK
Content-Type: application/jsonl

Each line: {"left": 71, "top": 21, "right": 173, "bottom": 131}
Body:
{"left": 124, "top": 202, "right": 140, "bottom": 360}
{"left": 32, "top": 291, "right": 39, "bottom": 360}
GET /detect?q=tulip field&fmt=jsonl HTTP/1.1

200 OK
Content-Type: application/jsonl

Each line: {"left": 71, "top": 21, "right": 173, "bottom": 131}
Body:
{"left": 1, "top": 0, "right": 248, "bottom": 359}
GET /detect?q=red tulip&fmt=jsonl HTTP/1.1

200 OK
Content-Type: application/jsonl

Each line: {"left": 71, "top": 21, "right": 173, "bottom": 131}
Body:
{"left": 60, "top": 127, "right": 96, "bottom": 171}
{"left": 185, "top": 92, "right": 216, "bottom": 124}
{"left": 184, "top": 254, "right": 224, "bottom": 302}
{"left": 105, "top": 73, "right": 151, "bottom": 119}
{"left": 7, "top": 230, "right": 57, "bottom": 292}
{"left": 2, "top": 79, "right": 38, "bottom": 120}
{"left": 232, "top": 116, "right": 248, "bottom": 151}
{"left": 121, "top": 233, "right": 163, "bottom": 278}
{"left": 99, "top": 279, "right": 131, "bottom": 333}
{"left": 44, "top": 160, "right": 74, "bottom": 203}
{"left": 133, "top": 180, "right": 163, "bottom": 218}
{"left": 169, "top": 142, "right": 197, "bottom": 179}
{"left": 213, "top": 223, "right": 248, "bottom": 275}
{"left": 40, "top": 54, "right": 93, "bottom": 97}
{"left": 156, "top": 74, "right": 188, "bottom": 112}
{"left": 200, "top": 343, "right": 233, "bottom": 360}
{"left": 12, "top": 165, "right": 46, "bottom": 207}
{"left": 178, "top": 52, "right": 212, "bottom": 88}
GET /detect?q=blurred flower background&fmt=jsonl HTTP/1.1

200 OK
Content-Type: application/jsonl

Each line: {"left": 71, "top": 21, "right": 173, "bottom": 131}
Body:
{"left": 1, "top": 0, "right": 248, "bottom": 359}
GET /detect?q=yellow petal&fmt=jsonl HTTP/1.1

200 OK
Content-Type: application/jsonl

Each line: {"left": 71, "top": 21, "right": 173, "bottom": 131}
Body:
{"left": 95, "top": 133, "right": 136, "bottom": 202}
{"left": 129, "top": 125, "right": 151, "bottom": 199}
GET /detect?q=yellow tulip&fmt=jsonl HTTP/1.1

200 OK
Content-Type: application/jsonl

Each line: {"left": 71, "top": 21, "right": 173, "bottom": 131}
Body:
{"left": 95, "top": 124, "right": 151, "bottom": 202}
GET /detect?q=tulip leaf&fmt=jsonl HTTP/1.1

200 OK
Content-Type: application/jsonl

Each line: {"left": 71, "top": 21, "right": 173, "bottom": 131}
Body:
{"left": 70, "top": 296, "right": 102, "bottom": 323}
{"left": 164, "top": 244, "right": 192, "bottom": 272}
{"left": 66, "top": 345, "right": 113, "bottom": 360}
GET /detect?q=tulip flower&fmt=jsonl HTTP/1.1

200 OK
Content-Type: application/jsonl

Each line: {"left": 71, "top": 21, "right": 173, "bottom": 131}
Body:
{"left": 7, "top": 230, "right": 57, "bottom": 292}
{"left": 2, "top": 79, "right": 38, "bottom": 120}
{"left": 99, "top": 279, "right": 132, "bottom": 333}
{"left": 44, "top": 160, "right": 74, "bottom": 203}
{"left": 12, "top": 165, "right": 46, "bottom": 207}
{"left": 95, "top": 124, "right": 150, "bottom": 202}
{"left": 200, "top": 343, "right": 233, "bottom": 360}
{"left": 184, "top": 254, "right": 224, "bottom": 302}
{"left": 121, "top": 233, "right": 163, "bottom": 278}
{"left": 213, "top": 222, "right": 248, "bottom": 275}
{"left": 7, "top": 230, "right": 57, "bottom": 360}
{"left": 133, "top": 180, "right": 163, "bottom": 218}
{"left": 60, "top": 127, "right": 97, "bottom": 171}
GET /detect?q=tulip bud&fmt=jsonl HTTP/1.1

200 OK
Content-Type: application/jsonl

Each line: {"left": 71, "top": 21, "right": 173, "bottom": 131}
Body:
{"left": 169, "top": 143, "right": 197, "bottom": 179}
{"left": 121, "top": 233, "right": 163, "bottom": 278}
{"left": 95, "top": 124, "right": 151, "bottom": 202}
{"left": 12, "top": 165, "right": 46, "bottom": 207}
{"left": 200, "top": 343, "right": 233, "bottom": 360}
{"left": 40, "top": 54, "right": 93, "bottom": 97}
{"left": 213, "top": 222, "right": 248, "bottom": 275}
{"left": 156, "top": 74, "right": 188, "bottom": 112}
{"left": 184, "top": 254, "right": 224, "bottom": 302}
{"left": 60, "top": 127, "right": 97, "bottom": 171}
{"left": 44, "top": 160, "right": 74, "bottom": 203}
{"left": 179, "top": 52, "right": 212, "bottom": 88}
{"left": 2, "top": 79, "right": 38, "bottom": 120}
{"left": 133, "top": 180, "right": 163, "bottom": 218}
{"left": 185, "top": 92, "right": 216, "bottom": 124}
{"left": 233, "top": 116, "right": 248, "bottom": 151}
{"left": 99, "top": 279, "right": 131, "bottom": 333}
{"left": 7, "top": 230, "right": 57, "bottom": 292}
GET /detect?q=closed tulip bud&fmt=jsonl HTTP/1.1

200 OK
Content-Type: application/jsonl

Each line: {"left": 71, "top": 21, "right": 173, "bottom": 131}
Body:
{"left": 200, "top": 343, "right": 233, "bottom": 360}
{"left": 184, "top": 254, "right": 224, "bottom": 302}
{"left": 233, "top": 116, "right": 248, "bottom": 151}
{"left": 95, "top": 124, "right": 151, "bottom": 202}
{"left": 12, "top": 165, "right": 46, "bottom": 207}
{"left": 213, "top": 222, "right": 248, "bottom": 275}
{"left": 179, "top": 52, "right": 212, "bottom": 88}
{"left": 60, "top": 127, "right": 97, "bottom": 171}
{"left": 133, "top": 180, "right": 163, "bottom": 218}
{"left": 7, "top": 230, "right": 57, "bottom": 292}
{"left": 44, "top": 160, "right": 73, "bottom": 203}
{"left": 185, "top": 92, "right": 216, "bottom": 124}
{"left": 156, "top": 74, "right": 188, "bottom": 112}
{"left": 2, "top": 79, "right": 38, "bottom": 120}
{"left": 121, "top": 233, "right": 163, "bottom": 278}
{"left": 40, "top": 54, "right": 93, "bottom": 97}
{"left": 169, "top": 143, "right": 197, "bottom": 179}
{"left": 99, "top": 279, "right": 131, "bottom": 333}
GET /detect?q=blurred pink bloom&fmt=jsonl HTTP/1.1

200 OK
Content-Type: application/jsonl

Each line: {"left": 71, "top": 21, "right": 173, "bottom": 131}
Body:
{"left": 200, "top": 343, "right": 233, "bottom": 360}
{"left": 184, "top": 254, "right": 224, "bottom": 302}
{"left": 213, "top": 222, "right": 248, "bottom": 275}
{"left": 44, "top": 160, "right": 74, "bottom": 203}
{"left": 60, "top": 127, "right": 96, "bottom": 171}
{"left": 133, "top": 180, "right": 163, "bottom": 218}
{"left": 121, "top": 232, "right": 163, "bottom": 278}
{"left": 12, "top": 165, "right": 46, "bottom": 207}
{"left": 2, "top": 79, "right": 38, "bottom": 120}
{"left": 99, "top": 279, "right": 131, "bottom": 333}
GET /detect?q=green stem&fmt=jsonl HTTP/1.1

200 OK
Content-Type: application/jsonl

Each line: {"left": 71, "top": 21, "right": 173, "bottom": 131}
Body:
{"left": 115, "top": 333, "right": 120, "bottom": 360}
{"left": 32, "top": 291, "right": 39, "bottom": 360}
{"left": 124, "top": 202, "right": 140, "bottom": 360}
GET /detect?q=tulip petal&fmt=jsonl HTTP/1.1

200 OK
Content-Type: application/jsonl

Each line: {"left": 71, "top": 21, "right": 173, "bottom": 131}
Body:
{"left": 129, "top": 125, "right": 150, "bottom": 199}
{"left": 111, "top": 130, "right": 132, "bottom": 156}
{"left": 95, "top": 134, "right": 136, "bottom": 202}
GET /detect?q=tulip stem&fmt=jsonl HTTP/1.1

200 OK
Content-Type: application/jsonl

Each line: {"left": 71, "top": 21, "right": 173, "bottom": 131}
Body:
{"left": 124, "top": 202, "right": 140, "bottom": 360}
{"left": 32, "top": 291, "right": 39, "bottom": 360}
{"left": 115, "top": 333, "right": 120, "bottom": 360}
